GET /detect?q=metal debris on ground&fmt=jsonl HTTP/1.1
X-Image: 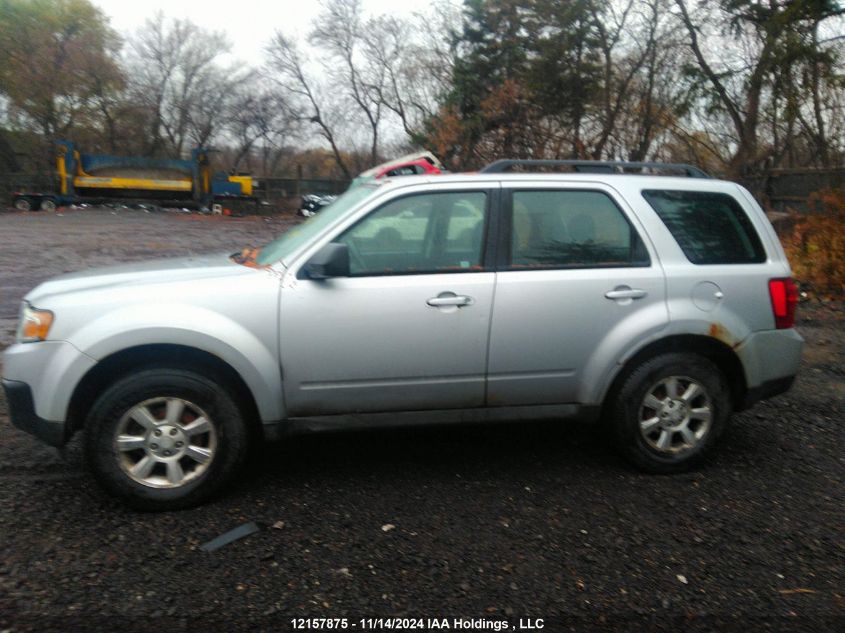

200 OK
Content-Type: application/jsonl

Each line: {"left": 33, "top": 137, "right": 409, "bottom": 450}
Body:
{"left": 199, "top": 521, "right": 261, "bottom": 552}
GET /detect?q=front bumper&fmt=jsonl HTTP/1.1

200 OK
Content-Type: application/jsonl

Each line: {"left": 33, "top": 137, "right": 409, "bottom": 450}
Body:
{"left": 2, "top": 340, "right": 96, "bottom": 442}
{"left": 2, "top": 378, "right": 68, "bottom": 446}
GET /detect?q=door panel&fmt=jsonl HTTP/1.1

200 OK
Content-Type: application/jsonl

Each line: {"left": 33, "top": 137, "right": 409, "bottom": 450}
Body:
{"left": 487, "top": 268, "right": 665, "bottom": 405}
{"left": 487, "top": 186, "right": 668, "bottom": 406}
{"left": 280, "top": 274, "right": 495, "bottom": 415}
{"left": 280, "top": 189, "right": 496, "bottom": 416}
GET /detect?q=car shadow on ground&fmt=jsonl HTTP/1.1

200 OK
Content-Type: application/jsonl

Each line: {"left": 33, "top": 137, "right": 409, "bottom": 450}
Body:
{"left": 248, "top": 418, "right": 636, "bottom": 487}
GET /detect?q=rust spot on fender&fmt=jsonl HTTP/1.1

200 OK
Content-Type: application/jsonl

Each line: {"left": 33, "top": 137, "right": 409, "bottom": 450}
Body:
{"left": 708, "top": 323, "right": 734, "bottom": 347}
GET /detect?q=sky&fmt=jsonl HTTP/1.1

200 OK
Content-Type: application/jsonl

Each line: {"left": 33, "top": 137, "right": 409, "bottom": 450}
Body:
{"left": 92, "top": 0, "right": 429, "bottom": 66}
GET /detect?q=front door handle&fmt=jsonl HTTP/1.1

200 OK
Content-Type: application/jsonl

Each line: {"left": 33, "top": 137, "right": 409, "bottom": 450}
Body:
{"left": 426, "top": 293, "right": 474, "bottom": 307}
{"left": 605, "top": 287, "right": 648, "bottom": 300}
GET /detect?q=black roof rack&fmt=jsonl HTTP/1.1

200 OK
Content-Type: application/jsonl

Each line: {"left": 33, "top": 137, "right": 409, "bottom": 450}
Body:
{"left": 479, "top": 159, "right": 710, "bottom": 178}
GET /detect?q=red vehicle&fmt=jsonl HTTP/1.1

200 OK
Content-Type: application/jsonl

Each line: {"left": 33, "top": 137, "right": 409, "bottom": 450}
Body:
{"left": 299, "top": 152, "right": 444, "bottom": 216}
{"left": 351, "top": 151, "right": 444, "bottom": 185}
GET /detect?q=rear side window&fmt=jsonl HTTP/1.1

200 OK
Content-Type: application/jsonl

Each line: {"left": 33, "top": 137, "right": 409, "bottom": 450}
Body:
{"left": 642, "top": 190, "right": 765, "bottom": 264}
{"left": 508, "top": 190, "right": 650, "bottom": 268}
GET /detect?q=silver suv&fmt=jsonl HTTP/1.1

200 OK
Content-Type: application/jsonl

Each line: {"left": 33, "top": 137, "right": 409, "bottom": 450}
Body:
{"left": 2, "top": 160, "right": 803, "bottom": 510}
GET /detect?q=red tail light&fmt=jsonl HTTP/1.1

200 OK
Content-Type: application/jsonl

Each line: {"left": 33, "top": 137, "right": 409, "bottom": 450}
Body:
{"left": 768, "top": 278, "right": 798, "bottom": 329}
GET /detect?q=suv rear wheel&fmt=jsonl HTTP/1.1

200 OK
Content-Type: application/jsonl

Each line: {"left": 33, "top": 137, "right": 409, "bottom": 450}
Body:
{"left": 610, "top": 353, "right": 730, "bottom": 473}
{"left": 84, "top": 368, "right": 249, "bottom": 510}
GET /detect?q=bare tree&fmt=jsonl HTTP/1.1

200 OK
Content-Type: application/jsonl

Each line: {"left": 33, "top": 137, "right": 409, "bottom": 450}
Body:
{"left": 311, "top": 0, "right": 386, "bottom": 164}
{"left": 264, "top": 32, "right": 352, "bottom": 179}
{"left": 226, "top": 87, "right": 298, "bottom": 175}
{"left": 364, "top": 2, "right": 460, "bottom": 140}
{"left": 127, "top": 12, "right": 244, "bottom": 157}
{"left": 610, "top": 0, "right": 686, "bottom": 162}
{"left": 362, "top": 16, "right": 414, "bottom": 137}
{"left": 589, "top": 0, "right": 642, "bottom": 159}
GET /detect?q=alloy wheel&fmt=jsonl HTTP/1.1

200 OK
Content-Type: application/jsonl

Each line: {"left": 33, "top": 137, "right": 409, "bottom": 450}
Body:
{"left": 114, "top": 397, "right": 217, "bottom": 488}
{"left": 638, "top": 375, "right": 713, "bottom": 455}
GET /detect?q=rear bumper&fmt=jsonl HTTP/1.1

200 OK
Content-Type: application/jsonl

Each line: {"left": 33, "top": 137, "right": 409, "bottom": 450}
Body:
{"left": 741, "top": 375, "right": 796, "bottom": 409}
{"left": 2, "top": 379, "right": 68, "bottom": 446}
{"left": 736, "top": 328, "right": 803, "bottom": 402}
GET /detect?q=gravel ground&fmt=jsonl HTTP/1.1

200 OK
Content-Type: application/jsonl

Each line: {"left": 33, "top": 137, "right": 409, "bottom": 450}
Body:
{"left": 0, "top": 208, "right": 842, "bottom": 632}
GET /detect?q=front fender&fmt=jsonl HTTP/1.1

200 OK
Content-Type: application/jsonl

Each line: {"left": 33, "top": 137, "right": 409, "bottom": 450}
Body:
{"left": 68, "top": 304, "right": 283, "bottom": 422}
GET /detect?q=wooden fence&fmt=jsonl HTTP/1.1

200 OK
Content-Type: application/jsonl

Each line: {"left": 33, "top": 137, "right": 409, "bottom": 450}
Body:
{"left": 742, "top": 167, "right": 845, "bottom": 212}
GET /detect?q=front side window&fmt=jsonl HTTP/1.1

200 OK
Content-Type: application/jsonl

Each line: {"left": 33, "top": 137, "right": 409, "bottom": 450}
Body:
{"left": 336, "top": 191, "right": 487, "bottom": 276}
{"left": 508, "top": 190, "right": 649, "bottom": 268}
{"left": 642, "top": 190, "right": 766, "bottom": 264}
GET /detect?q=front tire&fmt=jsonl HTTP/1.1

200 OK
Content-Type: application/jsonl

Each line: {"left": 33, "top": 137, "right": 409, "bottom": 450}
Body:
{"left": 84, "top": 368, "right": 249, "bottom": 510}
{"left": 610, "top": 353, "right": 730, "bottom": 473}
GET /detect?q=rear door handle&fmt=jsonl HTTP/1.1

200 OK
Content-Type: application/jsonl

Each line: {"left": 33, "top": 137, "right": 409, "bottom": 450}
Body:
{"left": 605, "top": 287, "right": 647, "bottom": 300}
{"left": 427, "top": 293, "right": 473, "bottom": 307}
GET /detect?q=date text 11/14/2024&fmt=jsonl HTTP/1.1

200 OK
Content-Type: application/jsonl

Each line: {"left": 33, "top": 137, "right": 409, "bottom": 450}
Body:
{"left": 290, "top": 618, "right": 545, "bottom": 630}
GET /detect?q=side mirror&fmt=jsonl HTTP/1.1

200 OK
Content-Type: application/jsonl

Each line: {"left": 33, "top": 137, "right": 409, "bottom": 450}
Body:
{"left": 301, "top": 242, "right": 350, "bottom": 280}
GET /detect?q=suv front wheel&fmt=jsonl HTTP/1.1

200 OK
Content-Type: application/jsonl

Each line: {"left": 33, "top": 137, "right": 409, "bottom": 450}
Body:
{"left": 84, "top": 368, "right": 249, "bottom": 510}
{"left": 610, "top": 353, "right": 730, "bottom": 473}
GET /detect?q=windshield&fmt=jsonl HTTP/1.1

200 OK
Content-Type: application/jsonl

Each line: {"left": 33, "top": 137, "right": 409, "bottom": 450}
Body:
{"left": 349, "top": 174, "right": 375, "bottom": 188}
{"left": 256, "top": 184, "right": 378, "bottom": 266}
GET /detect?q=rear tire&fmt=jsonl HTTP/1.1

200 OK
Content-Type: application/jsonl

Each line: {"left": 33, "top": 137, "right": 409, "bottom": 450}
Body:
{"left": 40, "top": 198, "right": 57, "bottom": 212}
{"left": 84, "top": 368, "right": 249, "bottom": 511}
{"left": 610, "top": 353, "right": 730, "bottom": 473}
{"left": 13, "top": 197, "right": 32, "bottom": 211}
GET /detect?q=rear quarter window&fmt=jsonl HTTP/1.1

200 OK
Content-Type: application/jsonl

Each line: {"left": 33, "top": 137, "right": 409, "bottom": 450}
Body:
{"left": 642, "top": 190, "right": 766, "bottom": 264}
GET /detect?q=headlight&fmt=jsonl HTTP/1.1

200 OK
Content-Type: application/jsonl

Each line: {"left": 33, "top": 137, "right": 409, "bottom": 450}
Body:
{"left": 16, "top": 302, "right": 54, "bottom": 343}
